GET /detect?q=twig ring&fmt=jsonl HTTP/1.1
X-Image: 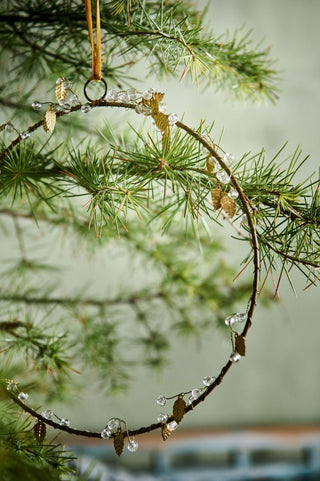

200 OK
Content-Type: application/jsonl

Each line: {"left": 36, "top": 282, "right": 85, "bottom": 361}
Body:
{"left": 83, "top": 77, "right": 108, "bottom": 102}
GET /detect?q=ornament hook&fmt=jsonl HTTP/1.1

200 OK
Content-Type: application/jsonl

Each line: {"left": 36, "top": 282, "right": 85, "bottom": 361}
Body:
{"left": 83, "top": 77, "right": 108, "bottom": 102}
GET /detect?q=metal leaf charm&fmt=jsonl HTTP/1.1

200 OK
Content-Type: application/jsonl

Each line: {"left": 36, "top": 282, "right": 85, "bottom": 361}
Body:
{"left": 235, "top": 334, "right": 246, "bottom": 356}
{"left": 55, "top": 77, "right": 67, "bottom": 102}
{"left": 173, "top": 396, "right": 186, "bottom": 424}
{"left": 33, "top": 420, "right": 46, "bottom": 444}
{"left": 211, "top": 187, "right": 222, "bottom": 210}
{"left": 153, "top": 113, "right": 170, "bottom": 133}
{"left": 113, "top": 429, "right": 124, "bottom": 456}
{"left": 44, "top": 106, "right": 56, "bottom": 133}
{"left": 161, "top": 423, "right": 172, "bottom": 441}
{"left": 220, "top": 194, "right": 236, "bottom": 218}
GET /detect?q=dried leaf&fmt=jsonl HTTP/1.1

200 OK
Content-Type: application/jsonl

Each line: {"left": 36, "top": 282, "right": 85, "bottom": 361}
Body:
{"left": 44, "top": 106, "right": 56, "bottom": 133}
{"left": 33, "top": 421, "right": 46, "bottom": 444}
{"left": 173, "top": 396, "right": 186, "bottom": 424}
{"left": 221, "top": 194, "right": 236, "bottom": 218}
{"left": 235, "top": 334, "right": 246, "bottom": 356}
{"left": 211, "top": 187, "right": 222, "bottom": 210}
{"left": 161, "top": 423, "right": 172, "bottom": 441}
{"left": 113, "top": 429, "right": 124, "bottom": 456}
{"left": 55, "top": 77, "right": 67, "bottom": 102}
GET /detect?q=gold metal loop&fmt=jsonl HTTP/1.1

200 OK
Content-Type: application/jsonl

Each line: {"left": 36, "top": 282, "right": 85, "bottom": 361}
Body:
{"left": 83, "top": 77, "right": 108, "bottom": 102}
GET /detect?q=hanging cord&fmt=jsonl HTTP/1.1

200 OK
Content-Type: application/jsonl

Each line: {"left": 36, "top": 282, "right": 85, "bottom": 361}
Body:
{"left": 84, "top": 0, "right": 108, "bottom": 101}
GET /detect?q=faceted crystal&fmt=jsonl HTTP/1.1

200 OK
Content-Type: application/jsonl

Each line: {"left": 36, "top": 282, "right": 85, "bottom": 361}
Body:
{"left": 59, "top": 100, "right": 71, "bottom": 113}
{"left": 117, "top": 92, "right": 129, "bottom": 102}
{"left": 4, "top": 123, "right": 14, "bottom": 133}
{"left": 223, "top": 153, "right": 235, "bottom": 166}
{"left": 202, "top": 376, "right": 215, "bottom": 387}
{"left": 106, "top": 89, "right": 118, "bottom": 101}
{"left": 127, "top": 439, "right": 139, "bottom": 452}
{"left": 168, "top": 113, "right": 179, "bottom": 125}
{"left": 20, "top": 131, "right": 30, "bottom": 140}
{"left": 107, "top": 418, "right": 120, "bottom": 431}
{"left": 81, "top": 104, "right": 92, "bottom": 114}
{"left": 31, "top": 101, "right": 42, "bottom": 111}
{"left": 228, "top": 188, "right": 239, "bottom": 200}
{"left": 41, "top": 409, "right": 53, "bottom": 420}
{"left": 60, "top": 418, "right": 70, "bottom": 427}
{"left": 187, "top": 395, "right": 195, "bottom": 405}
{"left": 69, "top": 94, "right": 80, "bottom": 106}
{"left": 225, "top": 315, "right": 236, "bottom": 326}
{"left": 158, "top": 102, "right": 167, "bottom": 113}
{"left": 230, "top": 352, "right": 241, "bottom": 363}
{"left": 17, "top": 392, "right": 28, "bottom": 402}
{"left": 101, "top": 428, "right": 112, "bottom": 439}
{"left": 62, "top": 79, "right": 72, "bottom": 90}
{"left": 167, "top": 421, "right": 178, "bottom": 432}
{"left": 216, "top": 171, "right": 231, "bottom": 184}
{"left": 126, "top": 88, "right": 138, "bottom": 101}
{"left": 142, "top": 89, "right": 153, "bottom": 100}
{"left": 156, "top": 395, "right": 167, "bottom": 406}
{"left": 191, "top": 388, "right": 202, "bottom": 399}
{"left": 157, "top": 413, "right": 168, "bottom": 423}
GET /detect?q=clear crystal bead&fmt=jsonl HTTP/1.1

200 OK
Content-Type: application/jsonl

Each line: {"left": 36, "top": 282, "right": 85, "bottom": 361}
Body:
{"left": 17, "top": 392, "right": 28, "bottom": 402}
{"left": 107, "top": 418, "right": 120, "bottom": 432}
{"left": 142, "top": 89, "right": 153, "bottom": 100}
{"left": 156, "top": 396, "right": 167, "bottom": 406}
{"left": 81, "top": 104, "right": 92, "bottom": 114}
{"left": 4, "top": 123, "right": 14, "bottom": 133}
{"left": 158, "top": 102, "right": 167, "bottom": 113}
{"left": 157, "top": 413, "right": 168, "bottom": 423}
{"left": 106, "top": 89, "right": 118, "bottom": 101}
{"left": 41, "top": 409, "right": 53, "bottom": 420}
{"left": 167, "top": 421, "right": 178, "bottom": 432}
{"left": 101, "top": 428, "right": 112, "bottom": 439}
{"left": 202, "top": 376, "right": 215, "bottom": 387}
{"left": 191, "top": 388, "right": 202, "bottom": 399}
{"left": 216, "top": 171, "right": 231, "bottom": 184}
{"left": 62, "top": 79, "right": 72, "bottom": 90}
{"left": 223, "top": 153, "right": 235, "bottom": 165}
{"left": 6, "top": 380, "right": 17, "bottom": 392}
{"left": 117, "top": 92, "right": 129, "bottom": 102}
{"left": 235, "top": 312, "right": 247, "bottom": 323}
{"left": 127, "top": 439, "right": 139, "bottom": 452}
{"left": 20, "top": 131, "right": 30, "bottom": 140}
{"left": 60, "top": 418, "right": 70, "bottom": 427}
{"left": 59, "top": 100, "right": 71, "bottom": 113}
{"left": 31, "top": 101, "right": 42, "bottom": 111}
{"left": 230, "top": 352, "right": 241, "bottom": 363}
{"left": 168, "top": 113, "right": 179, "bottom": 125}
{"left": 126, "top": 88, "right": 138, "bottom": 101}
{"left": 228, "top": 188, "right": 239, "bottom": 200}
{"left": 188, "top": 395, "right": 195, "bottom": 405}
{"left": 69, "top": 94, "right": 80, "bottom": 106}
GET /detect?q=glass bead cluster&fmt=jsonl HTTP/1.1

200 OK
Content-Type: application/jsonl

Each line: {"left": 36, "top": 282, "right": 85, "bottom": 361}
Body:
{"left": 100, "top": 418, "right": 138, "bottom": 453}
{"left": 224, "top": 312, "right": 247, "bottom": 363}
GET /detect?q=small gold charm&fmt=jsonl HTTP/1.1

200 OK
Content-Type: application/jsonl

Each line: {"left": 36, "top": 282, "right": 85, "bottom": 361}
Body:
{"left": 221, "top": 194, "right": 236, "bottom": 218}
{"left": 113, "top": 428, "right": 124, "bottom": 456}
{"left": 173, "top": 395, "right": 186, "bottom": 424}
{"left": 33, "top": 420, "right": 47, "bottom": 444}
{"left": 44, "top": 105, "right": 56, "bottom": 133}
{"left": 235, "top": 333, "right": 246, "bottom": 356}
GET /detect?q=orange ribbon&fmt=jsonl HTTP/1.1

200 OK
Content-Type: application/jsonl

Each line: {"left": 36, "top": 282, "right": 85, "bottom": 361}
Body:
{"left": 85, "top": 0, "right": 102, "bottom": 81}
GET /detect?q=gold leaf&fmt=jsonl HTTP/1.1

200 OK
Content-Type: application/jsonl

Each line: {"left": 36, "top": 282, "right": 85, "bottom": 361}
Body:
{"left": 152, "top": 92, "right": 165, "bottom": 103}
{"left": 161, "top": 424, "right": 172, "bottom": 441}
{"left": 33, "top": 421, "right": 46, "bottom": 444}
{"left": 211, "top": 187, "right": 222, "bottom": 210}
{"left": 113, "top": 429, "right": 124, "bottom": 456}
{"left": 55, "top": 77, "right": 67, "bottom": 102}
{"left": 206, "top": 155, "right": 216, "bottom": 174}
{"left": 44, "top": 106, "right": 56, "bottom": 134}
{"left": 173, "top": 396, "right": 186, "bottom": 424}
{"left": 220, "top": 194, "right": 236, "bottom": 218}
{"left": 235, "top": 334, "right": 246, "bottom": 356}
{"left": 153, "top": 112, "right": 170, "bottom": 133}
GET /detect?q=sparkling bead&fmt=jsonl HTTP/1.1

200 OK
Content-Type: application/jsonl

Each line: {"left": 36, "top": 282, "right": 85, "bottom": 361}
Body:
{"left": 168, "top": 113, "right": 179, "bottom": 125}
{"left": 167, "top": 421, "right": 178, "bottom": 432}
{"left": 81, "top": 103, "right": 92, "bottom": 114}
{"left": 187, "top": 395, "right": 195, "bottom": 405}
{"left": 225, "top": 315, "right": 235, "bottom": 326}
{"left": 60, "top": 418, "right": 70, "bottom": 427}
{"left": 135, "top": 103, "right": 152, "bottom": 115}
{"left": 41, "top": 409, "right": 53, "bottom": 420}
{"left": 127, "top": 439, "right": 139, "bottom": 452}
{"left": 62, "top": 79, "right": 72, "bottom": 90}
{"left": 158, "top": 102, "right": 167, "bottom": 113}
{"left": 106, "top": 89, "right": 118, "bottom": 101}
{"left": 142, "top": 89, "right": 153, "bottom": 100}
{"left": 156, "top": 395, "right": 167, "bottom": 406}
{"left": 230, "top": 352, "right": 241, "bottom": 363}
{"left": 101, "top": 428, "right": 112, "bottom": 439}
{"left": 17, "top": 392, "right": 28, "bottom": 401}
{"left": 223, "top": 153, "right": 235, "bottom": 165}
{"left": 6, "top": 380, "right": 16, "bottom": 392}
{"left": 4, "top": 123, "right": 14, "bottom": 133}
{"left": 202, "top": 376, "right": 215, "bottom": 387}
{"left": 107, "top": 418, "right": 120, "bottom": 432}
{"left": 126, "top": 88, "right": 138, "bottom": 101}
{"left": 117, "top": 92, "right": 129, "bottom": 102}
{"left": 240, "top": 214, "right": 248, "bottom": 225}
{"left": 228, "top": 188, "right": 239, "bottom": 200}
{"left": 59, "top": 100, "right": 71, "bottom": 113}
{"left": 216, "top": 171, "right": 231, "bottom": 184}
{"left": 31, "top": 101, "right": 42, "bottom": 111}
{"left": 69, "top": 94, "right": 80, "bottom": 106}
{"left": 191, "top": 388, "right": 202, "bottom": 399}
{"left": 20, "top": 131, "right": 30, "bottom": 140}
{"left": 157, "top": 413, "right": 168, "bottom": 423}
